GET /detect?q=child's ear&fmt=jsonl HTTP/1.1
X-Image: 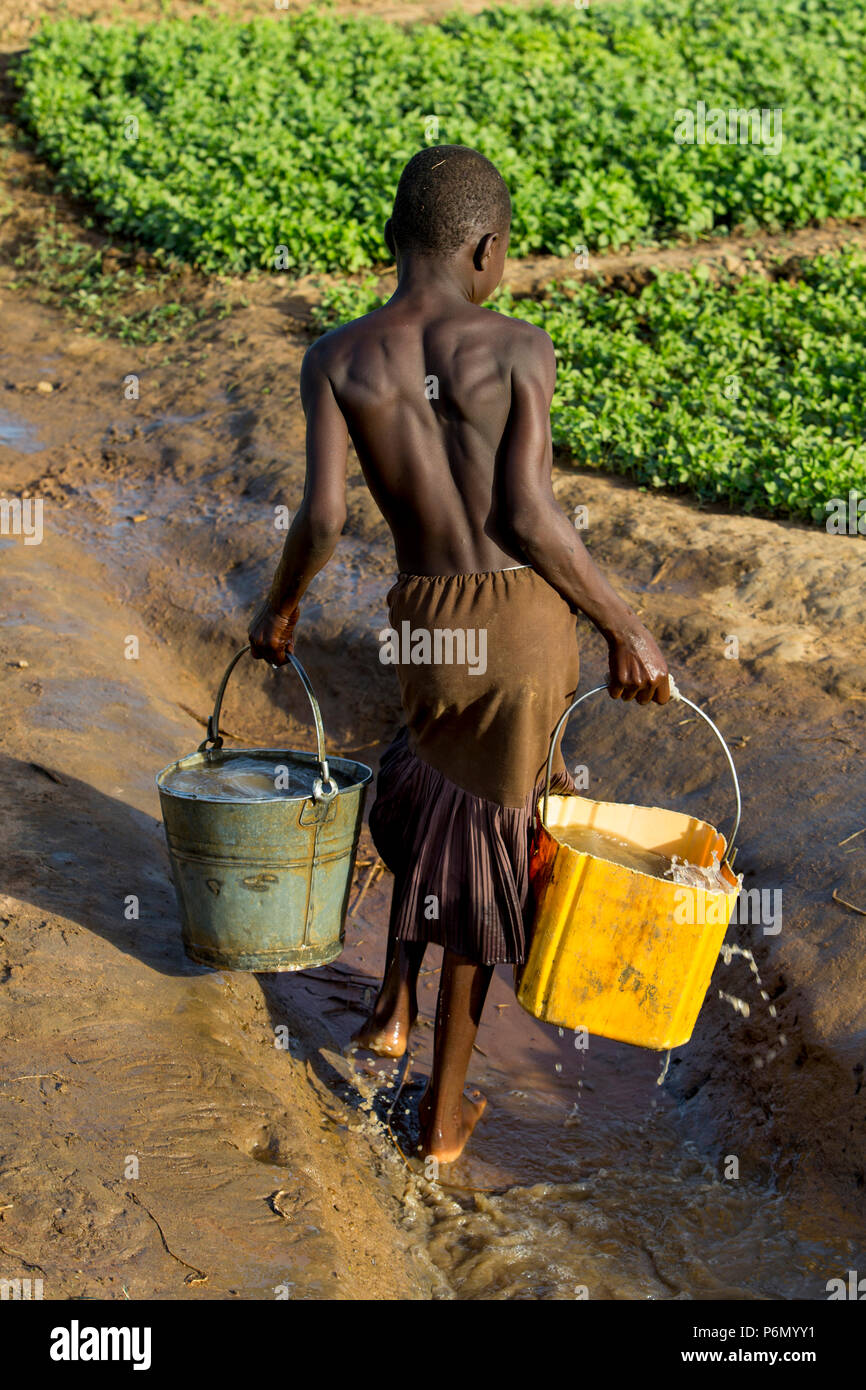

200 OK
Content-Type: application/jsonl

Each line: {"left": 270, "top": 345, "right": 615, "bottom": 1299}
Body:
{"left": 473, "top": 232, "right": 497, "bottom": 271}
{"left": 384, "top": 218, "right": 396, "bottom": 258}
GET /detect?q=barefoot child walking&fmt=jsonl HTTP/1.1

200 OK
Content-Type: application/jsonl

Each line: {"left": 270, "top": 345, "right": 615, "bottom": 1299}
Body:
{"left": 250, "top": 146, "right": 670, "bottom": 1163}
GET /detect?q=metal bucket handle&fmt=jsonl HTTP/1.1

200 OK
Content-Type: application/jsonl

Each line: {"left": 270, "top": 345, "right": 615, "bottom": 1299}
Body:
{"left": 541, "top": 676, "right": 742, "bottom": 861}
{"left": 197, "top": 645, "right": 338, "bottom": 802}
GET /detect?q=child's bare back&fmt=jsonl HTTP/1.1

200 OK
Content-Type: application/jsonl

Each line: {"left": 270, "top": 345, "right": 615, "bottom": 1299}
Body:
{"left": 311, "top": 297, "right": 544, "bottom": 576}
{"left": 251, "top": 143, "right": 668, "bottom": 704}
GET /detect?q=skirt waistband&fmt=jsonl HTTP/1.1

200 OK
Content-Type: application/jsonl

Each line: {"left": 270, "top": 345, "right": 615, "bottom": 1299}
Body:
{"left": 395, "top": 563, "right": 531, "bottom": 581}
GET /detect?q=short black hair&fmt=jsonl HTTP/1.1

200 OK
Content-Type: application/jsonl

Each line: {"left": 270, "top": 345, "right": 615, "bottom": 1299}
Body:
{"left": 390, "top": 145, "right": 511, "bottom": 257}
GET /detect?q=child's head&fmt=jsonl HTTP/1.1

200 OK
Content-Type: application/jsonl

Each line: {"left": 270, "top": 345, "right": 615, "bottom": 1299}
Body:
{"left": 386, "top": 145, "right": 511, "bottom": 299}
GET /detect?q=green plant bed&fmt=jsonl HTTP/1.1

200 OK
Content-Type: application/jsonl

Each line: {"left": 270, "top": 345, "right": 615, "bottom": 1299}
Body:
{"left": 12, "top": 0, "right": 866, "bottom": 273}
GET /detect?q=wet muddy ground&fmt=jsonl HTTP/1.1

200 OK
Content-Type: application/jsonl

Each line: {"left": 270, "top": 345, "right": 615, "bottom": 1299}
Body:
{"left": 1, "top": 271, "right": 864, "bottom": 1298}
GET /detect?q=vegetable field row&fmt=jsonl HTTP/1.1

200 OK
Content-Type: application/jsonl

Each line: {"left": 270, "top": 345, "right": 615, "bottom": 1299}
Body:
{"left": 13, "top": 1, "right": 866, "bottom": 273}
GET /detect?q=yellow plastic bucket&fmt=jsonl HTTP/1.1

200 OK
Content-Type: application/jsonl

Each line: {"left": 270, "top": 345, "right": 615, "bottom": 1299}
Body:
{"left": 518, "top": 681, "right": 742, "bottom": 1051}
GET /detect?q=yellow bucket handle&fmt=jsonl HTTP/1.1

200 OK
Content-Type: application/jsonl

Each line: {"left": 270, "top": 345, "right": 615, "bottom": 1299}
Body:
{"left": 541, "top": 677, "right": 742, "bottom": 862}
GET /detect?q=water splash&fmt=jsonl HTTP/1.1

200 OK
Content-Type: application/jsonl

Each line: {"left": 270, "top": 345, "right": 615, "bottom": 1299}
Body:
{"left": 718, "top": 943, "right": 787, "bottom": 1066}
{"left": 718, "top": 990, "right": 751, "bottom": 1018}
{"left": 564, "top": 1026, "right": 588, "bottom": 1127}
{"left": 657, "top": 1049, "right": 673, "bottom": 1086}
{"left": 666, "top": 850, "right": 740, "bottom": 893}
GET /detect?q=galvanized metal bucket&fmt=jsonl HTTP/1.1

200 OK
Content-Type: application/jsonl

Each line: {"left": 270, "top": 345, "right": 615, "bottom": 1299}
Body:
{"left": 157, "top": 645, "right": 373, "bottom": 971}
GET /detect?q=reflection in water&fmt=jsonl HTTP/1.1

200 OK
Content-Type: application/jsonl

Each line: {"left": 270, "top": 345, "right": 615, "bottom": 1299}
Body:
{"left": 0, "top": 409, "right": 44, "bottom": 453}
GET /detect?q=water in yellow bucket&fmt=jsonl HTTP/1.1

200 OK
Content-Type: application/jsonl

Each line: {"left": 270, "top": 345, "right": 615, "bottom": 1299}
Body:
{"left": 518, "top": 681, "right": 742, "bottom": 1052}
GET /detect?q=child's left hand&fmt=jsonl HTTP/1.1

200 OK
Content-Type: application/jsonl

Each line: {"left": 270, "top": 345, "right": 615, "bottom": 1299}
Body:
{"left": 248, "top": 600, "right": 300, "bottom": 665}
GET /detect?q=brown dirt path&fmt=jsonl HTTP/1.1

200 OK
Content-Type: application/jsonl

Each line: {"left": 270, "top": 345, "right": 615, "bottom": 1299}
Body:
{"left": 0, "top": 523, "right": 443, "bottom": 1299}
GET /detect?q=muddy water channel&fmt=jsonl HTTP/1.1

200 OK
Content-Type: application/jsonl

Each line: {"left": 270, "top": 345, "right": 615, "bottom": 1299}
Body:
{"left": 277, "top": 929, "right": 853, "bottom": 1301}
{"left": 8, "top": 379, "right": 864, "bottom": 1301}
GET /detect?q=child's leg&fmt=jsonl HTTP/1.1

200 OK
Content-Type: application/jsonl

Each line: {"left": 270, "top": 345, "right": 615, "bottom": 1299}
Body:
{"left": 353, "top": 921, "right": 425, "bottom": 1057}
{"left": 418, "top": 949, "right": 492, "bottom": 1163}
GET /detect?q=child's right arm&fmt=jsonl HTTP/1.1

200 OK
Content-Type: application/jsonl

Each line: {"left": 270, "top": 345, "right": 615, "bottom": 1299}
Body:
{"left": 249, "top": 339, "right": 349, "bottom": 665}
{"left": 501, "top": 324, "right": 670, "bottom": 705}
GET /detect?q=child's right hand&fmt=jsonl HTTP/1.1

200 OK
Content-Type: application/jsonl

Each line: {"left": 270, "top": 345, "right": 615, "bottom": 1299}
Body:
{"left": 248, "top": 600, "right": 300, "bottom": 666}
{"left": 607, "top": 620, "right": 670, "bottom": 704}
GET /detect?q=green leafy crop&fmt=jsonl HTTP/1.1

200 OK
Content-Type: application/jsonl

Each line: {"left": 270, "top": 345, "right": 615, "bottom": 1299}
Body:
{"left": 13, "top": 0, "right": 866, "bottom": 273}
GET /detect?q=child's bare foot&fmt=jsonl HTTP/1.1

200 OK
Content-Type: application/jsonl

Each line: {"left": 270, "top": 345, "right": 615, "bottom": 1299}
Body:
{"left": 352, "top": 996, "right": 417, "bottom": 1058}
{"left": 417, "top": 1086, "right": 487, "bottom": 1163}
{"left": 351, "top": 945, "right": 424, "bottom": 1058}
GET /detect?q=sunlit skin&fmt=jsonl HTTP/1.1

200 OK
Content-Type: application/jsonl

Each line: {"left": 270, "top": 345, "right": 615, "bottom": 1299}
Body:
{"left": 250, "top": 208, "right": 670, "bottom": 1162}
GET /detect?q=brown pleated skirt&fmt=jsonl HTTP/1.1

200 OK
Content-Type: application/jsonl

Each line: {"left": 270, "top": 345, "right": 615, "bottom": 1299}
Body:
{"left": 368, "top": 565, "right": 581, "bottom": 965}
